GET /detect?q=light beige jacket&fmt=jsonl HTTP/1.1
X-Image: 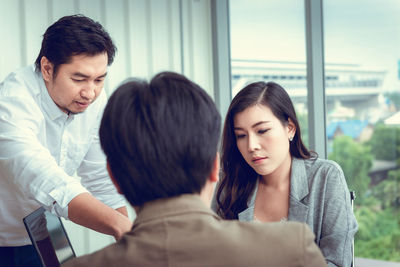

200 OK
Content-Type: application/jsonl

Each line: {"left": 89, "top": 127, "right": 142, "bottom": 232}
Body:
{"left": 64, "top": 194, "right": 326, "bottom": 267}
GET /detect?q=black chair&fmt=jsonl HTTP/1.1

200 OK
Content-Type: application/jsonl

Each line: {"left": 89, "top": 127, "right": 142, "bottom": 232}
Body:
{"left": 350, "top": 191, "right": 356, "bottom": 267}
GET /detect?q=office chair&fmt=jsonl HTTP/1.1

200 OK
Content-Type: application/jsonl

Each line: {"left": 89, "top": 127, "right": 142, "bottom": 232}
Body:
{"left": 350, "top": 191, "right": 356, "bottom": 267}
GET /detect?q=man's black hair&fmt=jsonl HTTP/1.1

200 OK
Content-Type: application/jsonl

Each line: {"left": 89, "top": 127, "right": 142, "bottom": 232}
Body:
{"left": 99, "top": 72, "right": 221, "bottom": 206}
{"left": 34, "top": 14, "right": 116, "bottom": 75}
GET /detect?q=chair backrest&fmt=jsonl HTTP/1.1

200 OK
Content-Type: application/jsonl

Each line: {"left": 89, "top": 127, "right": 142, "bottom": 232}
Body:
{"left": 350, "top": 191, "right": 356, "bottom": 267}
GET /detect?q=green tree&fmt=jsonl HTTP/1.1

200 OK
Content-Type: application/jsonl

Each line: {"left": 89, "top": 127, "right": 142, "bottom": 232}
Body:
{"left": 355, "top": 205, "right": 400, "bottom": 261}
{"left": 297, "top": 112, "right": 309, "bottom": 148}
{"left": 368, "top": 124, "right": 400, "bottom": 161}
{"left": 328, "top": 135, "right": 373, "bottom": 202}
{"left": 372, "top": 169, "right": 400, "bottom": 211}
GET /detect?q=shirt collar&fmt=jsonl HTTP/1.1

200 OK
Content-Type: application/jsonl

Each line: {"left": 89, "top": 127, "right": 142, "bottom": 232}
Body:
{"left": 38, "top": 72, "right": 70, "bottom": 121}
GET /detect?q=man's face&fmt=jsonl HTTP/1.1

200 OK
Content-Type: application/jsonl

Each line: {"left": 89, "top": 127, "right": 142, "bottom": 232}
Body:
{"left": 42, "top": 53, "right": 108, "bottom": 115}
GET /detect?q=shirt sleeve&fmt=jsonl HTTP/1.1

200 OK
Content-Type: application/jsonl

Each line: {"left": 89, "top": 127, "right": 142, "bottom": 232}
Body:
{"left": 77, "top": 91, "right": 127, "bottom": 210}
{"left": 0, "top": 96, "right": 89, "bottom": 218}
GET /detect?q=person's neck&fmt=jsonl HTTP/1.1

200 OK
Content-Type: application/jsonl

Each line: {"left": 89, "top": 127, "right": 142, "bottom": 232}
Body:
{"left": 199, "top": 180, "right": 215, "bottom": 207}
{"left": 260, "top": 155, "right": 292, "bottom": 190}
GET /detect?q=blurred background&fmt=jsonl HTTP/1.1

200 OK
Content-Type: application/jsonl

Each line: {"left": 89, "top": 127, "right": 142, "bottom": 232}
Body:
{"left": 0, "top": 0, "right": 399, "bottom": 265}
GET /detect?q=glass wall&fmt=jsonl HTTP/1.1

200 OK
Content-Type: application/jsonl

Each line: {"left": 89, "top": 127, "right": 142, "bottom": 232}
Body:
{"left": 229, "top": 0, "right": 309, "bottom": 144}
{"left": 324, "top": 0, "right": 400, "bottom": 262}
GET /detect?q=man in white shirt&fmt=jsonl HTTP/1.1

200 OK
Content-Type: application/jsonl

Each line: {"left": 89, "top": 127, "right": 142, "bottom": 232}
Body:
{"left": 0, "top": 15, "right": 132, "bottom": 267}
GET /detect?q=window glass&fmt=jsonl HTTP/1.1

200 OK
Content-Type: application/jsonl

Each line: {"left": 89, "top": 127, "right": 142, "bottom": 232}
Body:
{"left": 324, "top": 0, "right": 400, "bottom": 262}
{"left": 229, "top": 0, "right": 309, "bottom": 144}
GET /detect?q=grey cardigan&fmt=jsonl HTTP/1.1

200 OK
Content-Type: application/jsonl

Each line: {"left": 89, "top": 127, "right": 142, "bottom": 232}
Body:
{"left": 212, "top": 157, "right": 358, "bottom": 267}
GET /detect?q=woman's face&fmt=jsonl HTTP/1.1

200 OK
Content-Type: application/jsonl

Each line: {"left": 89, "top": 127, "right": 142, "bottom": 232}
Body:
{"left": 233, "top": 104, "right": 295, "bottom": 177}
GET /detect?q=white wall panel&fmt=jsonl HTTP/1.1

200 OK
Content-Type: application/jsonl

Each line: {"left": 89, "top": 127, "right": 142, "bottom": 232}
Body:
{"left": 51, "top": 0, "right": 75, "bottom": 21}
{"left": 190, "top": 0, "right": 213, "bottom": 95}
{"left": 0, "top": 0, "right": 22, "bottom": 80}
{"left": 76, "top": 0, "right": 103, "bottom": 22}
{"left": 180, "top": 0, "right": 213, "bottom": 96}
{"left": 181, "top": 1, "right": 194, "bottom": 79}
{"left": 169, "top": 0, "right": 182, "bottom": 73}
{"left": 149, "top": 0, "right": 176, "bottom": 74}
{"left": 23, "top": 0, "right": 49, "bottom": 66}
{"left": 128, "top": 0, "right": 152, "bottom": 78}
{"left": 104, "top": 0, "right": 131, "bottom": 94}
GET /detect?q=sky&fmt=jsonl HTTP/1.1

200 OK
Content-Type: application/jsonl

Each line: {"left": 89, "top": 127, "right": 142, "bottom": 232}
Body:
{"left": 229, "top": 0, "right": 400, "bottom": 88}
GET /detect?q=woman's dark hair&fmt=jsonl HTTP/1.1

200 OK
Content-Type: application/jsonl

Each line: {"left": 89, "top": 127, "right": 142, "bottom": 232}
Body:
{"left": 99, "top": 72, "right": 221, "bottom": 207}
{"left": 35, "top": 14, "right": 116, "bottom": 75}
{"left": 216, "top": 81, "right": 312, "bottom": 219}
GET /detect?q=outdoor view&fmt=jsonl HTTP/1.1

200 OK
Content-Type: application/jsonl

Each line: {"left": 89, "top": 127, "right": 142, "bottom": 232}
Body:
{"left": 324, "top": 0, "right": 400, "bottom": 261}
{"left": 230, "top": 0, "right": 400, "bottom": 263}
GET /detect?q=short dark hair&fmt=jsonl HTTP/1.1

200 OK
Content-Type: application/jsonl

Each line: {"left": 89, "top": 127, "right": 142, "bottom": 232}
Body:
{"left": 99, "top": 72, "right": 221, "bottom": 207}
{"left": 216, "top": 81, "right": 312, "bottom": 219}
{"left": 34, "top": 14, "right": 116, "bottom": 75}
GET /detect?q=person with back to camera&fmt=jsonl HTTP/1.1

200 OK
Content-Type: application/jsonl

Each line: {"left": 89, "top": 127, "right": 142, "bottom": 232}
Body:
{"left": 63, "top": 72, "right": 327, "bottom": 267}
{"left": 212, "top": 81, "right": 358, "bottom": 267}
{"left": 0, "top": 15, "right": 131, "bottom": 267}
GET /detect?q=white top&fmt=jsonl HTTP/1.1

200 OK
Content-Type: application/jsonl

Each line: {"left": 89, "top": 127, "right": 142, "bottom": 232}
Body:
{"left": 0, "top": 65, "right": 126, "bottom": 246}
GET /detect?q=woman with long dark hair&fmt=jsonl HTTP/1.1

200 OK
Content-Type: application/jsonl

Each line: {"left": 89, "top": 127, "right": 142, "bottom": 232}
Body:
{"left": 212, "top": 81, "right": 358, "bottom": 267}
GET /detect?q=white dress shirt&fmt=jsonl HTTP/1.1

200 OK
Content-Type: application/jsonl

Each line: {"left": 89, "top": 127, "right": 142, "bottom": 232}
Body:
{"left": 0, "top": 65, "right": 126, "bottom": 246}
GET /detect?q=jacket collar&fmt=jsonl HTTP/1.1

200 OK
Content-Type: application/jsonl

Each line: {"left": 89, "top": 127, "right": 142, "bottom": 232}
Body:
{"left": 289, "top": 157, "right": 309, "bottom": 201}
{"left": 238, "top": 180, "right": 258, "bottom": 221}
{"left": 134, "top": 194, "right": 220, "bottom": 226}
{"left": 238, "top": 157, "right": 310, "bottom": 222}
{"left": 288, "top": 157, "right": 309, "bottom": 223}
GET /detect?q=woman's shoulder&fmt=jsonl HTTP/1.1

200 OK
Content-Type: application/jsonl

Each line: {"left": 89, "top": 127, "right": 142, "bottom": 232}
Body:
{"left": 298, "top": 157, "right": 349, "bottom": 197}
{"left": 302, "top": 157, "right": 344, "bottom": 176}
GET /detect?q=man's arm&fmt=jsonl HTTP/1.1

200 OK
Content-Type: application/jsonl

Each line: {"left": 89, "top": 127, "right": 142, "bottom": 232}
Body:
{"left": 68, "top": 193, "right": 132, "bottom": 240}
{"left": 77, "top": 91, "right": 128, "bottom": 215}
{"left": 116, "top": 206, "right": 128, "bottom": 217}
{"left": 0, "top": 87, "right": 129, "bottom": 239}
